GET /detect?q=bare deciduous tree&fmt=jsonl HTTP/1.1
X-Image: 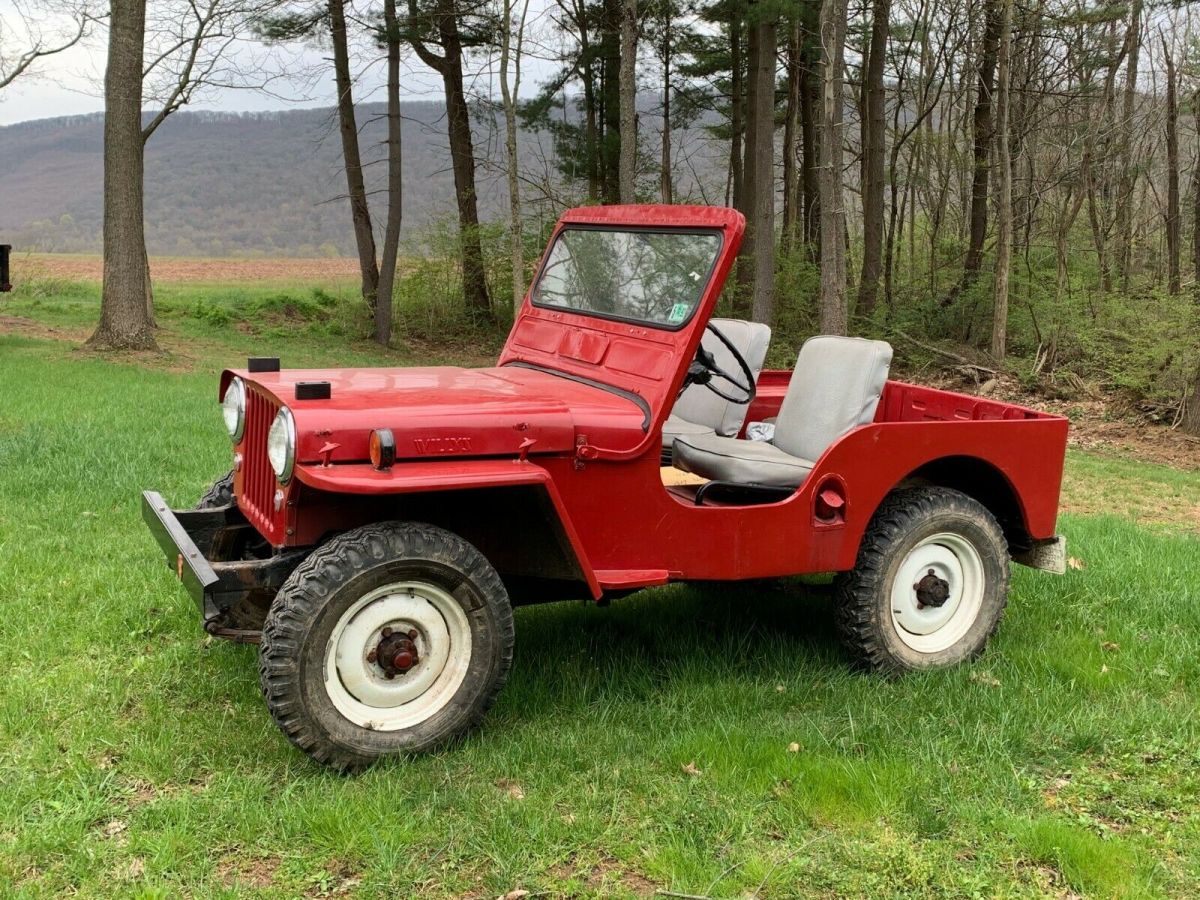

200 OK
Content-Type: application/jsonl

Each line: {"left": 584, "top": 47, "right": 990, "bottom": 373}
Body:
{"left": 374, "top": 0, "right": 404, "bottom": 344}
{"left": 0, "top": 0, "right": 89, "bottom": 92}
{"left": 991, "top": 0, "right": 1012, "bottom": 359}
{"left": 818, "top": 0, "right": 847, "bottom": 334}
{"left": 498, "top": 0, "right": 530, "bottom": 312}
{"left": 91, "top": 0, "right": 286, "bottom": 350}
{"left": 617, "top": 0, "right": 636, "bottom": 201}
{"left": 406, "top": 0, "right": 493, "bottom": 320}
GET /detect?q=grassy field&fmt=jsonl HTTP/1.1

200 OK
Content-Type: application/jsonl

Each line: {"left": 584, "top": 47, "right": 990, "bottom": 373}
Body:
{"left": 1, "top": 281, "right": 1199, "bottom": 898}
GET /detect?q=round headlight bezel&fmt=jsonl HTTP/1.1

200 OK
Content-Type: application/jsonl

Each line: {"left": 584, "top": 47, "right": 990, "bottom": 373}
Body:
{"left": 267, "top": 406, "right": 297, "bottom": 484}
{"left": 221, "top": 377, "right": 246, "bottom": 442}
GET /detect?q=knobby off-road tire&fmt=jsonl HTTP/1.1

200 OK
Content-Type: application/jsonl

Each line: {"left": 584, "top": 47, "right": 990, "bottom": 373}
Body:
{"left": 259, "top": 522, "right": 515, "bottom": 771}
{"left": 834, "top": 487, "right": 1010, "bottom": 673}
{"left": 195, "top": 470, "right": 235, "bottom": 510}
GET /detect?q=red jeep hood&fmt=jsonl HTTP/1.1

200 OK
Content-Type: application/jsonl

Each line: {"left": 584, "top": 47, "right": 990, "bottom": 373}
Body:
{"left": 228, "top": 364, "right": 647, "bottom": 464}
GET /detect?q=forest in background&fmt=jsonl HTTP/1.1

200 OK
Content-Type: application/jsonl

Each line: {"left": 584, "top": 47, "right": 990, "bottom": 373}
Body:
{"left": 1, "top": 0, "right": 1199, "bottom": 432}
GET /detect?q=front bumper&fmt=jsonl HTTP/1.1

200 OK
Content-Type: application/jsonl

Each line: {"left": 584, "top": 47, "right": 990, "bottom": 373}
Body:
{"left": 141, "top": 491, "right": 305, "bottom": 642}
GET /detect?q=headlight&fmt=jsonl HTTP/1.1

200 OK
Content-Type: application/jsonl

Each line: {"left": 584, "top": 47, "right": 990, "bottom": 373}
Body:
{"left": 267, "top": 406, "right": 296, "bottom": 483}
{"left": 221, "top": 377, "right": 246, "bottom": 442}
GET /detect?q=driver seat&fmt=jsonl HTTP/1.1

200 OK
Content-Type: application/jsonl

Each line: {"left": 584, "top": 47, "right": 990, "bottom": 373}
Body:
{"left": 674, "top": 336, "right": 893, "bottom": 489}
{"left": 662, "top": 318, "right": 772, "bottom": 451}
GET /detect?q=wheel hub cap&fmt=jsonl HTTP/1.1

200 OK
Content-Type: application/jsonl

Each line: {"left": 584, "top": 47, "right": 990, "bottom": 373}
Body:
{"left": 889, "top": 532, "right": 986, "bottom": 654}
{"left": 914, "top": 569, "right": 951, "bottom": 609}
{"left": 323, "top": 582, "right": 473, "bottom": 731}
{"left": 368, "top": 626, "right": 421, "bottom": 678}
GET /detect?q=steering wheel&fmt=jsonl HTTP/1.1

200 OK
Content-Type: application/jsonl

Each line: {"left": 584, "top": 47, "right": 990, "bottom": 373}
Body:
{"left": 682, "top": 321, "right": 757, "bottom": 405}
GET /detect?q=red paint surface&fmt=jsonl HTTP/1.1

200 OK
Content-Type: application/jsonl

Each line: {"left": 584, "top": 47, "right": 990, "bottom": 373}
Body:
{"left": 220, "top": 204, "right": 1068, "bottom": 596}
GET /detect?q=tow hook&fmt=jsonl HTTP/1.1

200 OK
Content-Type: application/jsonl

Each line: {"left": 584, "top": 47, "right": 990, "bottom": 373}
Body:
{"left": 367, "top": 626, "right": 420, "bottom": 679}
{"left": 914, "top": 569, "right": 950, "bottom": 609}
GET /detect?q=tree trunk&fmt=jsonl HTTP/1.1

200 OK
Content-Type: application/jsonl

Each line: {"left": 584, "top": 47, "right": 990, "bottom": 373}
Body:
{"left": 330, "top": 0, "right": 380, "bottom": 314}
{"left": 660, "top": 14, "right": 672, "bottom": 203}
{"left": 576, "top": 0, "right": 601, "bottom": 202}
{"left": 375, "top": 0, "right": 403, "bottom": 345}
{"left": 955, "top": 0, "right": 1002, "bottom": 299}
{"left": 991, "top": 0, "right": 1013, "bottom": 360}
{"left": 818, "top": 0, "right": 847, "bottom": 334}
{"left": 600, "top": 0, "right": 622, "bottom": 203}
{"left": 729, "top": 18, "right": 744, "bottom": 211}
{"left": 855, "top": 0, "right": 888, "bottom": 317}
{"left": 800, "top": 28, "right": 819, "bottom": 254}
{"left": 1116, "top": 0, "right": 1142, "bottom": 290}
{"left": 750, "top": 16, "right": 777, "bottom": 324}
{"left": 407, "top": 0, "right": 493, "bottom": 319}
{"left": 1193, "top": 90, "right": 1200, "bottom": 301}
{"left": 618, "top": 0, "right": 637, "bottom": 202}
{"left": 781, "top": 17, "right": 800, "bottom": 251}
{"left": 415, "top": 0, "right": 493, "bottom": 319}
{"left": 89, "top": 0, "right": 158, "bottom": 351}
{"left": 1163, "top": 36, "right": 1180, "bottom": 297}
{"left": 499, "top": 0, "right": 527, "bottom": 314}
{"left": 736, "top": 11, "right": 759, "bottom": 304}
{"left": 1184, "top": 370, "right": 1200, "bottom": 436}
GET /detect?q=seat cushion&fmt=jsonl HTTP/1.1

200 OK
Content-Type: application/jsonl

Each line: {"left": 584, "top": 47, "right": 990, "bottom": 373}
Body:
{"left": 674, "top": 432, "right": 815, "bottom": 488}
{"left": 662, "top": 414, "right": 717, "bottom": 449}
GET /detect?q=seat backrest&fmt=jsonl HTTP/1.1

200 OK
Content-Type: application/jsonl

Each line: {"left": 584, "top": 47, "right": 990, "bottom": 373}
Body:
{"left": 772, "top": 336, "right": 893, "bottom": 462}
{"left": 670, "top": 318, "right": 772, "bottom": 435}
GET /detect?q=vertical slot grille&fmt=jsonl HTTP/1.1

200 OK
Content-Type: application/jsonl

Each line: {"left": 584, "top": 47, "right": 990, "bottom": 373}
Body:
{"left": 240, "top": 387, "right": 280, "bottom": 538}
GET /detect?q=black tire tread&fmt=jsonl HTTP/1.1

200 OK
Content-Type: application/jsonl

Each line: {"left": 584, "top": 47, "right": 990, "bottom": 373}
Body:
{"left": 258, "top": 521, "right": 514, "bottom": 772}
{"left": 834, "top": 486, "right": 1010, "bottom": 673}
{"left": 195, "top": 470, "right": 235, "bottom": 510}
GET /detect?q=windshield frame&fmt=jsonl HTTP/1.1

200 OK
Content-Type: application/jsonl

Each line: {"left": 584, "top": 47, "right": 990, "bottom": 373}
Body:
{"left": 529, "top": 224, "right": 726, "bottom": 332}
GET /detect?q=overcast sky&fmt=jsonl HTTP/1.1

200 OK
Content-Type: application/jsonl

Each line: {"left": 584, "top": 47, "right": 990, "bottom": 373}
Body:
{"left": 0, "top": 0, "right": 566, "bottom": 127}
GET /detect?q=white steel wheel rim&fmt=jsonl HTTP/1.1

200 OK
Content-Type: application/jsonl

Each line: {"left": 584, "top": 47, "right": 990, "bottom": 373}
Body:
{"left": 324, "top": 581, "right": 472, "bottom": 731}
{"left": 890, "top": 532, "right": 985, "bottom": 654}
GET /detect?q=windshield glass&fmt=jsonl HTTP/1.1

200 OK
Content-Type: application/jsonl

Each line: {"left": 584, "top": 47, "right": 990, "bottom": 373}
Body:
{"left": 531, "top": 228, "right": 721, "bottom": 328}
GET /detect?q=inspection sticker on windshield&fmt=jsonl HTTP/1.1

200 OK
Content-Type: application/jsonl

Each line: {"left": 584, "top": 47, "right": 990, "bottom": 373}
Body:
{"left": 668, "top": 302, "right": 690, "bottom": 323}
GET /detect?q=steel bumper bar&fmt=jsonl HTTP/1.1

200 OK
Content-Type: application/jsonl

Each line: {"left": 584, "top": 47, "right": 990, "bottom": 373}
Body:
{"left": 141, "top": 491, "right": 305, "bottom": 642}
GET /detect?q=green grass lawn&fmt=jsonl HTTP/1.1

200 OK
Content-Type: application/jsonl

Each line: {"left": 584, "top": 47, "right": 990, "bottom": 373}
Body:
{"left": 1, "top": 304, "right": 1199, "bottom": 898}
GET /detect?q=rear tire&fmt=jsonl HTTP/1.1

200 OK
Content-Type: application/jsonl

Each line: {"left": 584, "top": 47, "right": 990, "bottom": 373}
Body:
{"left": 195, "top": 470, "right": 235, "bottom": 509}
{"left": 834, "top": 487, "right": 1009, "bottom": 672}
{"left": 259, "top": 521, "right": 514, "bottom": 771}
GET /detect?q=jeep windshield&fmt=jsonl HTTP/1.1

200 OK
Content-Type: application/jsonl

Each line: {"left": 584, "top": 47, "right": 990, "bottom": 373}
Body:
{"left": 531, "top": 227, "right": 722, "bottom": 329}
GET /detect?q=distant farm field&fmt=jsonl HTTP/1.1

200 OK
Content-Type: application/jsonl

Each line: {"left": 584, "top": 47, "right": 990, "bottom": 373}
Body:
{"left": 1, "top": 273, "right": 1199, "bottom": 897}
{"left": 15, "top": 252, "right": 364, "bottom": 285}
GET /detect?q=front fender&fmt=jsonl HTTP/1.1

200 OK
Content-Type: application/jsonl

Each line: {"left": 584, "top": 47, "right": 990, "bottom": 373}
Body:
{"left": 295, "top": 458, "right": 552, "bottom": 494}
{"left": 293, "top": 458, "right": 602, "bottom": 600}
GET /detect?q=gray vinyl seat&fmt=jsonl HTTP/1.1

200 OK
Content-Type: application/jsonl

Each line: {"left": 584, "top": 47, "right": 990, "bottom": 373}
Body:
{"left": 662, "top": 318, "right": 772, "bottom": 450}
{"left": 674, "top": 336, "right": 893, "bottom": 489}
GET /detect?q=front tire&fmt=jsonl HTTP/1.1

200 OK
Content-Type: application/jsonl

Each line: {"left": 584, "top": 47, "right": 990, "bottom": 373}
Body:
{"left": 259, "top": 522, "right": 515, "bottom": 771}
{"left": 195, "top": 470, "right": 235, "bottom": 509}
{"left": 835, "top": 487, "right": 1010, "bottom": 672}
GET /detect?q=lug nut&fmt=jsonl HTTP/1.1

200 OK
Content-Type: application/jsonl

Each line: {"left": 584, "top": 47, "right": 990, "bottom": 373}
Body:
{"left": 408, "top": 629, "right": 418, "bottom": 640}
{"left": 382, "top": 626, "right": 393, "bottom": 638}
{"left": 366, "top": 649, "right": 378, "bottom": 663}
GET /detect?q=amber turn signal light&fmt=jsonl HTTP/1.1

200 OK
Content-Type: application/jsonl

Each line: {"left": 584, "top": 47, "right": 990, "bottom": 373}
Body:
{"left": 370, "top": 429, "right": 396, "bottom": 470}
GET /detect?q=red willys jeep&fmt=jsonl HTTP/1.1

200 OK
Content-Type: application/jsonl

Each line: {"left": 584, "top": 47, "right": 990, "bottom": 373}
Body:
{"left": 143, "top": 205, "right": 1068, "bottom": 770}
